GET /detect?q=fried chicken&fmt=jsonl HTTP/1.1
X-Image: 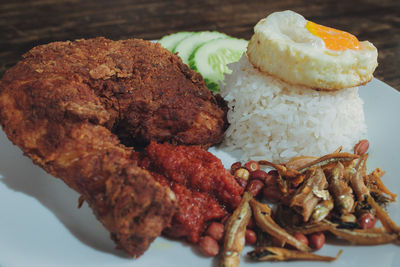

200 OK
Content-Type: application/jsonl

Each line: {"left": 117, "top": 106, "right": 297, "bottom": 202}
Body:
{"left": 0, "top": 37, "right": 227, "bottom": 257}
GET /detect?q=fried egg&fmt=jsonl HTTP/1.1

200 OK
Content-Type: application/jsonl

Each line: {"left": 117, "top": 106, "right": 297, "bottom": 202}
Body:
{"left": 247, "top": 10, "right": 378, "bottom": 90}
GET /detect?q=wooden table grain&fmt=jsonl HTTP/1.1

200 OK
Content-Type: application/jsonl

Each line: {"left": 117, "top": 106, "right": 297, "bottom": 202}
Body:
{"left": 1, "top": 0, "right": 399, "bottom": 90}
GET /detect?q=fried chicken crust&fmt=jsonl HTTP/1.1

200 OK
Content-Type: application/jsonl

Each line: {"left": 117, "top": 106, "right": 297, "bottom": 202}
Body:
{"left": 0, "top": 37, "right": 226, "bottom": 257}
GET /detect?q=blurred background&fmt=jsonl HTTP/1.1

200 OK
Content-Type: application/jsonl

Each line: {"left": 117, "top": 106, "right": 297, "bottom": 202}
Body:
{"left": 0, "top": 0, "right": 399, "bottom": 90}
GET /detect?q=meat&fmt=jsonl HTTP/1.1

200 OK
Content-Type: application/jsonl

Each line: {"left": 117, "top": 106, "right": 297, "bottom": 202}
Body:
{"left": 0, "top": 38, "right": 228, "bottom": 256}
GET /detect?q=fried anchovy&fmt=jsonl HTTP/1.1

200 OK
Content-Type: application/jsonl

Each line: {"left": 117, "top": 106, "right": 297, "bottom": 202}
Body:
{"left": 332, "top": 146, "right": 343, "bottom": 153}
{"left": 258, "top": 160, "right": 300, "bottom": 178}
{"left": 297, "top": 153, "right": 359, "bottom": 174}
{"left": 288, "top": 222, "right": 337, "bottom": 235}
{"left": 321, "top": 220, "right": 398, "bottom": 245}
{"left": 248, "top": 247, "right": 342, "bottom": 262}
{"left": 292, "top": 219, "right": 397, "bottom": 245}
{"left": 330, "top": 227, "right": 398, "bottom": 245}
{"left": 285, "top": 156, "right": 318, "bottom": 170}
{"left": 349, "top": 154, "right": 369, "bottom": 201}
{"left": 367, "top": 168, "right": 397, "bottom": 201}
{"left": 367, "top": 195, "right": 400, "bottom": 234}
{"left": 250, "top": 199, "right": 311, "bottom": 252}
{"left": 290, "top": 167, "right": 329, "bottom": 222}
{"left": 328, "top": 162, "right": 354, "bottom": 214}
{"left": 311, "top": 198, "right": 334, "bottom": 222}
{"left": 221, "top": 192, "right": 252, "bottom": 267}
{"left": 342, "top": 159, "right": 357, "bottom": 187}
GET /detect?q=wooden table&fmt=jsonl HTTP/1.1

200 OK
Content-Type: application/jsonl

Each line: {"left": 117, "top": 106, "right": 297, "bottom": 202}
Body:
{"left": 1, "top": 0, "right": 399, "bottom": 90}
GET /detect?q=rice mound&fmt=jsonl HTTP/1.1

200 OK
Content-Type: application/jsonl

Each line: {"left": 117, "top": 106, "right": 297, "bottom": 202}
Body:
{"left": 220, "top": 55, "right": 367, "bottom": 163}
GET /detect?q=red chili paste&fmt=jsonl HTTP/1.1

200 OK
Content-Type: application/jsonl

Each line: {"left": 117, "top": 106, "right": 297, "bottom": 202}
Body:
{"left": 139, "top": 141, "right": 243, "bottom": 243}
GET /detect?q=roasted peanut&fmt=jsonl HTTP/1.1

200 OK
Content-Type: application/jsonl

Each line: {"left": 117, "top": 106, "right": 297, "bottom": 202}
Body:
{"left": 205, "top": 222, "right": 225, "bottom": 242}
{"left": 293, "top": 232, "right": 309, "bottom": 246}
{"left": 250, "top": 169, "right": 270, "bottom": 183}
{"left": 246, "top": 179, "right": 264, "bottom": 196}
{"left": 245, "top": 229, "right": 257, "bottom": 245}
{"left": 358, "top": 212, "right": 377, "bottom": 229}
{"left": 230, "top": 161, "right": 242, "bottom": 175}
{"left": 308, "top": 232, "right": 325, "bottom": 250}
{"left": 354, "top": 139, "right": 369, "bottom": 155}
{"left": 235, "top": 168, "right": 250, "bottom": 181}
{"left": 244, "top": 160, "right": 260, "bottom": 172}
{"left": 198, "top": 236, "right": 219, "bottom": 257}
{"left": 262, "top": 185, "right": 282, "bottom": 202}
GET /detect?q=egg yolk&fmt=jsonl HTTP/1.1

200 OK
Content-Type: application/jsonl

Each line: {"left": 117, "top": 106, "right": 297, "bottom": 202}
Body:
{"left": 306, "top": 21, "right": 360, "bottom": 51}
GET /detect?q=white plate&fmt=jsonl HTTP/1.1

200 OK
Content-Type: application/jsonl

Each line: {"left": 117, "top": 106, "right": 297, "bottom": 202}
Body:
{"left": 0, "top": 78, "right": 399, "bottom": 267}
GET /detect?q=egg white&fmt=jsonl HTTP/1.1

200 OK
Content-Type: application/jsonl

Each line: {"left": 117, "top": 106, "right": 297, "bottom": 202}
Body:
{"left": 247, "top": 10, "right": 378, "bottom": 90}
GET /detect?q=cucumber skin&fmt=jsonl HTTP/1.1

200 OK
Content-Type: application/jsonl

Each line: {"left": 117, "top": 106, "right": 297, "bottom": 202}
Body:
{"left": 188, "top": 39, "right": 228, "bottom": 92}
{"left": 160, "top": 31, "right": 247, "bottom": 93}
{"left": 203, "top": 79, "right": 221, "bottom": 93}
{"left": 159, "top": 32, "right": 193, "bottom": 51}
{"left": 189, "top": 38, "right": 247, "bottom": 93}
{"left": 172, "top": 31, "right": 229, "bottom": 64}
{"left": 190, "top": 60, "right": 222, "bottom": 93}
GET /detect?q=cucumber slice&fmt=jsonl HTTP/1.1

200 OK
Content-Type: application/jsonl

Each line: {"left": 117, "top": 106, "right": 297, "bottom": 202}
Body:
{"left": 172, "top": 31, "right": 229, "bottom": 64}
{"left": 159, "top": 32, "right": 193, "bottom": 52}
{"left": 189, "top": 38, "right": 248, "bottom": 92}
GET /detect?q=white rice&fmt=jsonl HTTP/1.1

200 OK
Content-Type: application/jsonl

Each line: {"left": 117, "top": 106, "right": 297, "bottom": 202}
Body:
{"left": 220, "top": 55, "right": 367, "bottom": 163}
